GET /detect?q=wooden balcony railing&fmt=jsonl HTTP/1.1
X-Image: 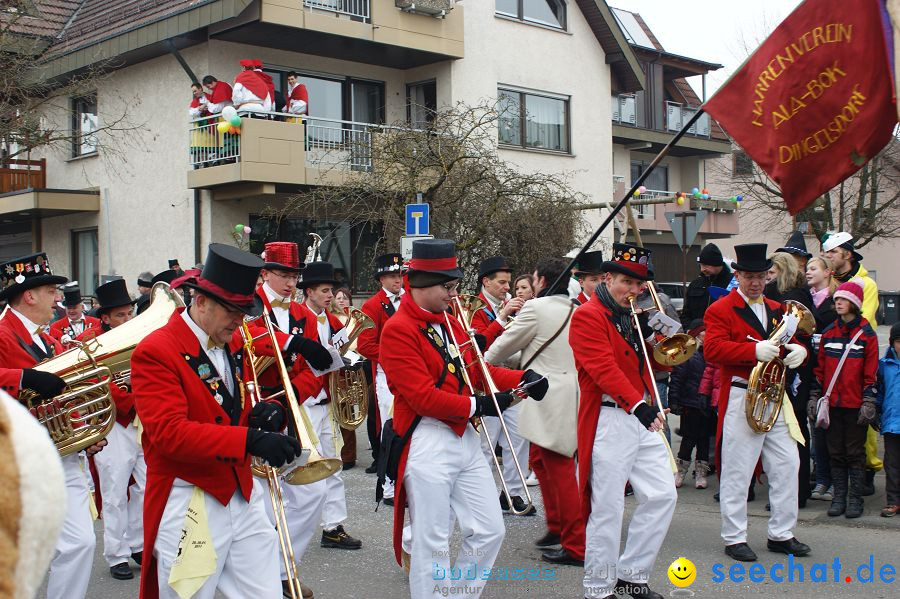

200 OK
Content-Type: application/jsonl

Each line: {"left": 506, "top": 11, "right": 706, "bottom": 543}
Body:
{"left": 0, "top": 158, "right": 46, "bottom": 193}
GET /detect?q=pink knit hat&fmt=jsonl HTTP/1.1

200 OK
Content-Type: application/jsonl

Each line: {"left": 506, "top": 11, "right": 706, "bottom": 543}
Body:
{"left": 833, "top": 278, "right": 864, "bottom": 310}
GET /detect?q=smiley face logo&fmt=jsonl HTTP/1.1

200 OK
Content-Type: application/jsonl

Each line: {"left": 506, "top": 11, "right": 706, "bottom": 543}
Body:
{"left": 668, "top": 557, "right": 696, "bottom": 587}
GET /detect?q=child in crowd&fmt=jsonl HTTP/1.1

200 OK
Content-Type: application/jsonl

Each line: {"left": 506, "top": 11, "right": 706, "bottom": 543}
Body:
{"left": 876, "top": 323, "right": 900, "bottom": 517}
{"left": 669, "top": 320, "right": 713, "bottom": 489}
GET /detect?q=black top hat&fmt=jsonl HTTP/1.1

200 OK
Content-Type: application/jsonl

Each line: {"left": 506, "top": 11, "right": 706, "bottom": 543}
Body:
{"left": 602, "top": 243, "right": 654, "bottom": 281}
{"left": 478, "top": 256, "right": 512, "bottom": 280}
{"left": 181, "top": 243, "right": 264, "bottom": 316}
{"left": 407, "top": 239, "right": 464, "bottom": 285}
{"left": 698, "top": 243, "right": 725, "bottom": 267}
{"left": 95, "top": 279, "right": 137, "bottom": 314}
{"left": 62, "top": 286, "right": 83, "bottom": 308}
{"left": 151, "top": 270, "right": 177, "bottom": 285}
{"left": 299, "top": 262, "right": 338, "bottom": 289}
{"left": 375, "top": 253, "right": 404, "bottom": 277}
{"left": 0, "top": 252, "right": 68, "bottom": 301}
{"left": 137, "top": 272, "right": 154, "bottom": 287}
{"left": 168, "top": 259, "right": 181, "bottom": 269}
{"left": 574, "top": 251, "right": 605, "bottom": 276}
{"left": 775, "top": 230, "right": 812, "bottom": 259}
{"left": 731, "top": 243, "right": 772, "bottom": 272}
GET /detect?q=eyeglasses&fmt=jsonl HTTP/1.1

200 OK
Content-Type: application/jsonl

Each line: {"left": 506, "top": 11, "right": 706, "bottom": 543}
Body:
{"left": 270, "top": 271, "right": 300, "bottom": 282}
{"left": 441, "top": 282, "right": 460, "bottom": 293}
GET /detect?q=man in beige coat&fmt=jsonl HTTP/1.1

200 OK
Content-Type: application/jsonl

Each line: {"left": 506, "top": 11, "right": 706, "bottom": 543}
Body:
{"left": 484, "top": 257, "right": 585, "bottom": 566}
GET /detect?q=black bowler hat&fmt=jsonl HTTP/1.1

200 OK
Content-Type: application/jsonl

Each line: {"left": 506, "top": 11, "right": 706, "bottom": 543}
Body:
{"left": 0, "top": 252, "right": 68, "bottom": 301}
{"left": 299, "top": 262, "right": 338, "bottom": 289}
{"left": 62, "top": 285, "right": 84, "bottom": 308}
{"left": 95, "top": 279, "right": 137, "bottom": 314}
{"left": 776, "top": 230, "right": 812, "bottom": 259}
{"left": 168, "top": 259, "right": 181, "bottom": 269}
{"left": 374, "top": 253, "right": 404, "bottom": 277}
{"left": 478, "top": 256, "right": 512, "bottom": 280}
{"left": 151, "top": 270, "right": 177, "bottom": 285}
{"left": 602, "top": 243, "right": 654, "bottom": 281}
{"left": 407, "top": 239, "right": 464, "bottom": 286}
{"left": 698, "top": 243, "right": 725, "bottom": 267}
{"left": 181, "top": 243, "right": 264, "bottom": 316}
{"left": 574, "top": 251, "right": 604, "bottom": 276}
{"left": 731, "top": 243, "right": 772, "bottom": 272}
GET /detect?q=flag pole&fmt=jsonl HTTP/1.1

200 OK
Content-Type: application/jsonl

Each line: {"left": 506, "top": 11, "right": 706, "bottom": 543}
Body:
{"left": 549, "top": 108, "right": 707, "bottom": 295}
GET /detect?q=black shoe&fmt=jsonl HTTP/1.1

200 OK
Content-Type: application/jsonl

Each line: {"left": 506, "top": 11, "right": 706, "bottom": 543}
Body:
{"left": 321, "top": 525, "right": 362, "bottom": 549}
{"left": 748, "top": 484, "right": 756, "bottom": 502}
{"left": 342, "top": 461, "right": 356, "bottom": 471}
{"left": 767, "top": 537, "right": 810, "bottom": 556}
{"left": 511, "top": 495, "right": 537, "bottom": 516}
{"left": 364, "top": 463, "right": 378, "bottom": 474}
{"left": 540, "top": 547, "right": 584, "bottom": 567}
{"left": 110, "top": 562, "right": 133, "bottom": 580}
{"left": 131, "top": 551, "right": 142, "bottom": 565}
{"left": 499, "top": 492, "right": 510, "bottom": 511}
{"left": 382, "top": 497, "right": 394, "bottom": 507}
{"left": 535, "top": 531, "right": 561, "bottom": 547}
{"left": 725, "top": 542, "right": 758, "bottom": 562}
{"left": 615, "top": 579, "right": 663, "bottom": 599}
{"left": 714, "top": 491, "right": 720, "bottom": 502}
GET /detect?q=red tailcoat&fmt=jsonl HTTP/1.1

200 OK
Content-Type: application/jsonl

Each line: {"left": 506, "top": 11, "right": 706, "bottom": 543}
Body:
{"left": 49, "top": 315, "right": 101, "bottom": 347}
{"left": 0, "top": 309, "right": 63, "bottom": 400}
{"left": 357, "top": 288, "right": 399, "bottom": 430}
{"left": 569, "top": 293, "right": 660, "bottom": 524}
{"left": 379, "top": 295, "right": 523, "bottom": 564}
{"left": 703, "top": 289, "right": 787, "bottom": 465}
{"left": 131, "top": 309, "right": 254, "bottom": 599}
{"left": 471, "top": 291, "right": 505, "bottom": 350}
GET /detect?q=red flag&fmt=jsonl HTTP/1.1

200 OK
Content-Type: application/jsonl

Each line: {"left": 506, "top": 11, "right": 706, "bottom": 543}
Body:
{"left": 704, "top": 0, "right": 897, "bottom": 215}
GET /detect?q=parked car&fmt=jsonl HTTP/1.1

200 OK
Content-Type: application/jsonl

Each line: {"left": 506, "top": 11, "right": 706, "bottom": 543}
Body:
{"left": 654, "top": 282, "right": 688, "bottom": 314}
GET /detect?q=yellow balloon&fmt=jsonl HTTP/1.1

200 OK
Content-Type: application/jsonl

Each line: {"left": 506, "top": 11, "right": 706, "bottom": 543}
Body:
{"left": 668, "top": 557, "right": 696, "bottom": 587}
{"left": 217, "top": 121, "right": 230, "bottom": 134}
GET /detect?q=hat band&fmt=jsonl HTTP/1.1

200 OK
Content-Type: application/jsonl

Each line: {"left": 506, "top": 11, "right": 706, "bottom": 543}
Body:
{"left": 409, "top": 257, "right": 458, "bottom": 271}
{"left": 611, "top": 260, "right": 648, "bottom": 277}
{"left": 195, "top": 276, "right": 255, "bottom": 305}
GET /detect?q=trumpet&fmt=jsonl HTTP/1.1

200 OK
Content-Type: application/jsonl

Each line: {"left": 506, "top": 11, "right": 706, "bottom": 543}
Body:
{"left": 446, "top": 294, "right": 534, "bottom": 515}
{"left": 635, "top": 282, "right": 698, "bottom": 366}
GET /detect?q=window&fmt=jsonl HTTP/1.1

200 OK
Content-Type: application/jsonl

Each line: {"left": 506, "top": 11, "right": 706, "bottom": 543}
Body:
{"left": 630, "top": 161, "right": 668, "bottom": 219}
{"left": 407, "top": 80, "right": 437, "bottom": 128}
{"left": 498, "top": 88, "right": 569, "bottom": 153}
{"left": 732, "top": 150, "right": 754, "bottom": 178}
{"left": 72, "top": 228, "right": 99, "bottom": 296}
{"left": 496, "top": 0, "right": 566, "bottom": 30}
{"left": 72, "top": 94, "right": 98, "bottom": 157}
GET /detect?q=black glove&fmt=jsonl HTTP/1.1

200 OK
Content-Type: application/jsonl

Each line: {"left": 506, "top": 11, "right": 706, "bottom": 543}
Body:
{"left": 633, "top": 402, "right": 662, "bottom": 430}
{"left": 248, "top": 401, "right": 285, "bottom": 432}
{"left": 287, "top": 336, "right": 332, "bottom": 371}
{"left": 520, "top": 369, "right": 548, "bottom": 401}
{"left": 21, "top": 369, "right": 66, "bottom": 400}
{"left": 858, "top": 398, "right": 877, "bottom": 427}
{"left": 473, "top": 392, "right": 514, "bottom": 418}
{"left": 246, "top": 429, "right": 302, "bottom": 468}
{"left": 473, "top": 334, "right": 487, "bottom": 353}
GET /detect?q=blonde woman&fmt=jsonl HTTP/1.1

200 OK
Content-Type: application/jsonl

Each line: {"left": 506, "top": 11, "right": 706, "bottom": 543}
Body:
{"left": 807, "top": 257, "right": 838, "bottom": 327}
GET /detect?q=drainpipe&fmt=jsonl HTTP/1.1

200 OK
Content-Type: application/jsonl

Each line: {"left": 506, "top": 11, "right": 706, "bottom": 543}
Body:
{"left": 194, "top": 189, "right": 201, "bottom": 264}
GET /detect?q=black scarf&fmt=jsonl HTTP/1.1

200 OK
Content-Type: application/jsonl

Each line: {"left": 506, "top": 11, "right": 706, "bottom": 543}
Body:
{"left": 596, "top": 282, "right": 638, "bottom": 347}
{"left": 834, "top": 261, "right": 860, "bottom": 283}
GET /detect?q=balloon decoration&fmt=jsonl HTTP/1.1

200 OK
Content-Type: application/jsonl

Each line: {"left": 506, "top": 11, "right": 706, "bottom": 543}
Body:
{"left": 234, "top": 223, "right": 252, "bottom": 236}
{"left": 221, "top": 106, "right": 238, "bottom": 121}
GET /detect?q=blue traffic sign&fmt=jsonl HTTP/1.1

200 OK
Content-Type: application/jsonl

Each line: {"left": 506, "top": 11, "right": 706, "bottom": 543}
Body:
{"left": 405, "top": 203, "right": 430, "bottom": 236}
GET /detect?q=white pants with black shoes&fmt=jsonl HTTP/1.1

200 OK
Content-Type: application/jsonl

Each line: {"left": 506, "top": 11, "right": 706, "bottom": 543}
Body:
{"left": 153, "top": 479, "right": 281, "bottom": 599}
{"left": 46, "top": 453, "right": 96, "bottom": 599}
{"left": 479, "top": 403, "right": 530, "bottom": 499}
{"left": 376, "top": 365, "right": 395, "bottom": 499}
{"left": 583, "top": 404, "right": 677, "bottom": 599}
{"left": 404, "top": 418, "right": 505, "bottom": 599}
{"left": 305, "top": 400, "right": 348, "bottom": 531}
{"left": 93, "top": 420, "right": 146, "bottom": 566}
{"left": 720, "top": 384, "right": 799, "bottom": 545}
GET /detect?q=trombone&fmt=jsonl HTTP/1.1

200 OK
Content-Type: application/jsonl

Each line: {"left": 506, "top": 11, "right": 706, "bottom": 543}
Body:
{"left": 636, "top": 282, "right": 698, "bottom": 367}
{"left": 445, "top": 294, "right": 534, "bottom": 515}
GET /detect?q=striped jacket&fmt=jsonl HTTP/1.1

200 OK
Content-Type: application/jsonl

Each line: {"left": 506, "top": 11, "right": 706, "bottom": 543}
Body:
{"left": 812, "top": 316, "right": 878, "bottom": 409}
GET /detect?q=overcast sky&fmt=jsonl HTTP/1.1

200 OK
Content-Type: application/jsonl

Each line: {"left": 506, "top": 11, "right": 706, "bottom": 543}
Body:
{"left": 609, "top": 0, "right": 804, "bottom": 99}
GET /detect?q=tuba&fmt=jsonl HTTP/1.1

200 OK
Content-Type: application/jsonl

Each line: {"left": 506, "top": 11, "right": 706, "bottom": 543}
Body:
{"left": 745, "top": 300, "right": 816, "bottom": 433}
{"left": 329, "top": 308, "right": 374, "bottom": 430}
{"left": 21, "top": 282, "right": 184, "bottom": 455}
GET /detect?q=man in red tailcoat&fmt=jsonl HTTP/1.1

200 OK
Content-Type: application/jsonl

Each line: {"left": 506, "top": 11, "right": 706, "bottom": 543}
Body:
{"left": 49, "top": 283, "right": 100, "bottom": 348}
{"left": 284, "top": 71, "right": 310, "bottom": 116}
{"left": 232, "top": 59, "right": 271, "bottom": 113}
{"left": 573, "top": 250, "right": 604, "bottom": 305}
{"left": 0, "top": 252, "right": 103, "bottom": 599}
{"left": 704, "top": 243, "right": 810, "bottom": 562}
{"left": 380, "top": 239, "right": 547, "bottom": 599}
{"left": 569, "top": 243, "right": 678, "bottom": 599}
{"left": 131, "top": 244, "right": 301, "bottom": 599}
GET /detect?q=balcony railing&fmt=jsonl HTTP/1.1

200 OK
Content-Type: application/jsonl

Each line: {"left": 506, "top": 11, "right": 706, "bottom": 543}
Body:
{"left": 0, "top": 158, "right": 46, "bottom": 193}
{"left": 665, "top": 102, "right": 711, "bottom": 137}
{"left": 611, "top": 94, "right": 636, "bottom": 126}
{"left": 304, "top": 0, "right": 370, "bottom": 22}
{"left": 629, "top": 188, "right": 738, "bottom": 214}
{"left": 611, "top": 95, "right": 715, "bottom": 139}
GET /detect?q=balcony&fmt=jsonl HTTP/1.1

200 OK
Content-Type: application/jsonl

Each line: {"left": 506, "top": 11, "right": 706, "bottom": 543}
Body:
{"left": 187, "top": 113, "right": 392, "bottom": 197}
{"left": 213, "top": 0, "right": 464, "bottom": 69}
{"left": 0, "top": 158, "right": 100, "bottom": 222}
{"left": 1, "top": 159, "right": 46, "bottom": 194}
{"left": 627, "top": 189, "right": 739, "bottom": 238}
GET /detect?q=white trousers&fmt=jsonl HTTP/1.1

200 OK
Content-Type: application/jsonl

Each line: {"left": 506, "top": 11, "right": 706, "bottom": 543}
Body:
{"left": 153, "top": 479, "right": 280, "bottom": 599}
{"left": 404, "top": 418, "right": 505, "bottom": 599}
{"left": 306, "top": 401, "right": 348, "bottom": 531}
{"left": 259, "top": 472, "right": 327, "bottom": 579}
{"left": 93, "top": 421, "right": 146, "bottom": 566}
{"left": 584, "top": 406, "right": 676, "bottom": 599}
{"left": 46, "top": 454, "right": 96, "bottom": 599}
{"left": 479, "top": 403, "right": 529, "bottom": 497}
{"left": 720, "top": 386, "right": 799, "bottom": 545}
{"left": 376, "top": 365, "right": 395, "bottom": 499}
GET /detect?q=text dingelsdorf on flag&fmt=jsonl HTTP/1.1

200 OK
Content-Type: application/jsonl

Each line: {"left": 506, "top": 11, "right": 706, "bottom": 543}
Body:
{"left": 703, "top": 0, "right": 897, "bottom": 215}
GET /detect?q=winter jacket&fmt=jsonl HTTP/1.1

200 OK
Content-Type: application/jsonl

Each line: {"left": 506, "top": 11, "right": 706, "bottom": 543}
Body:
{"left": 877, "top": 347, "right": 900, "bottom": 435}
{"left": 699, "top": 361, "right": 722, "bottom": 408}
{"left": 668, "top": 346, "right": 707, "bottom": 410}
{"left": 812, "top": 316, "right": 879, "bottom": 409}
{"left": 681, "top": 268, "right": 733, "bottom": 327}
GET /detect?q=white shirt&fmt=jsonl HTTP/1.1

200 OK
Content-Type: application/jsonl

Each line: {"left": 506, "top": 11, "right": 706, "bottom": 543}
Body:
{"left": 737, "top": 287, "right": 767, "bottom": 328}
{"left": 383, "top": 286, "right": 404, "bottom": 310}
{"left": 307, "top": 305, "right": 332, "bottom": 404}
{"left": 10, "top": 307, "right": 46, "bottom": 353}
{"left": 69, "top": 318, "right": 85, "bottom": 336}
{"left": 481, "top": 290, "right": 507, "bottom": 324}
{"left": 262, "top": 283, "right": 297, "bottom": 352}
{"left": 180, "top": 310, "right": 234, "bottom": 395}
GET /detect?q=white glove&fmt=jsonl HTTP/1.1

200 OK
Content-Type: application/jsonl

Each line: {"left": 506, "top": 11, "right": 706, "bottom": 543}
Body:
{"left": 648, "top": 311, "right": 682, "bottom": 339}
{"left": 782, "top": 343, "right": 807, "bottom": 369}
{"left": 755, "top": 340, "right": 780, "bottom": 362}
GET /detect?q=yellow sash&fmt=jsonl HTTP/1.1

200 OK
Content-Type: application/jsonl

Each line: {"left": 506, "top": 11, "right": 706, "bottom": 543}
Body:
{"left": 167, "top": 487, "right": 218, "bottom": 598}
{"left": 781, "top": 392, "right": 806, "bottom": 446}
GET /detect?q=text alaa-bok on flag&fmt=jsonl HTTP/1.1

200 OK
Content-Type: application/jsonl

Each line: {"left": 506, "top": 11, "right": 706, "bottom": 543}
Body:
{"left": 703, "top": 0, "right": 897, "bottom": 215}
